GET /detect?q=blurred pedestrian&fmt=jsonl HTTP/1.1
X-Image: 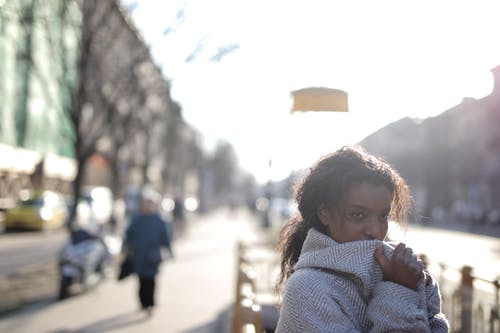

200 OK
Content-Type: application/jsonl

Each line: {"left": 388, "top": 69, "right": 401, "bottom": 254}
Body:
{"left": 172, "top": 196, "right": 185, "bottom": 237}
{"left": 125, "top": 192, "right": 173, "bottom": 316}
{"left": 275, "top": 146, "right": 449, "bottom": 332}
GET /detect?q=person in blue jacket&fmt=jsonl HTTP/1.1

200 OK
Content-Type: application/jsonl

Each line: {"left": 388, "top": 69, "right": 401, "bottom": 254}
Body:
{"left": 126, "top": 192, "right": 173, "bottom": 315}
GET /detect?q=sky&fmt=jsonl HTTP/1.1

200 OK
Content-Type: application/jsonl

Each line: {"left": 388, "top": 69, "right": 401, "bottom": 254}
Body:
{"left": 121, "top": 0, "right": 500, "bottom": 183}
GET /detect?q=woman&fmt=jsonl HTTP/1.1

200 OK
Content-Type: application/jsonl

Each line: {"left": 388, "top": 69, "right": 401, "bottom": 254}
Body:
{"left": 275, "top": 146, "right": 449, "bottom": 332}
{"left": 126, "top": 192, "right": 173, "bottom": 315}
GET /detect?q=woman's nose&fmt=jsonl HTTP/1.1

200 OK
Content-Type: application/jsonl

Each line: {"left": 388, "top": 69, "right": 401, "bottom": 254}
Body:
{"left": 364, "top": 220, "right": 385, "bottom": 239}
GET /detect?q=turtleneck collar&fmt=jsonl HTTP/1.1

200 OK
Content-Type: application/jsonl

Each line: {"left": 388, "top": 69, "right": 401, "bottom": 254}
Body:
{"left": 294, "top": 228, "right": 397, "bottom": 297}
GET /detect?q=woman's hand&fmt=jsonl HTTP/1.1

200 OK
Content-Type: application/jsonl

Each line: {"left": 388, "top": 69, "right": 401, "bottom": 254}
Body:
{"left": 375, "top": 243, "right": 424, "bottom": 291}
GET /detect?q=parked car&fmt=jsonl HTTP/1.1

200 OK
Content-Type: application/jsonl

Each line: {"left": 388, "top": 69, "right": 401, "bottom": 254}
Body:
{"left": 4, "top": 191, "right": 68, "bottom": 231}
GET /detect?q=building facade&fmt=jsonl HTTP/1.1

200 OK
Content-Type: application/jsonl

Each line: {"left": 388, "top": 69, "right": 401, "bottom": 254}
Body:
{"left": 0, "top": 0, "right": 202, "bottom": 206}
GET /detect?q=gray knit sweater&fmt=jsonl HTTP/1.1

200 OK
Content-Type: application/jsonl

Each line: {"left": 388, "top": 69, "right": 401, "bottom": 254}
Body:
{"left": 276, "top": 228, "right": 449, "bottom": 332}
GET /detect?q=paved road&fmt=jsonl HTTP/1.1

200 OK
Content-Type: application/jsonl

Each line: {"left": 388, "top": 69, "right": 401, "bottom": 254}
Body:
{"left": 0, "top": 229, "right": 67, "bottom": 274}
{"left": 0, "top": 208, "right": 264, "bottom": 333}
{"left": 0, "top": 229, "right": 67, "bottom": 312}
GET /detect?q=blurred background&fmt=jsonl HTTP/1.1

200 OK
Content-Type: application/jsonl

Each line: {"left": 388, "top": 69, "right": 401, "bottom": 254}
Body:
{"left": 0, "top": 1, "right": 499, "bottom": 332}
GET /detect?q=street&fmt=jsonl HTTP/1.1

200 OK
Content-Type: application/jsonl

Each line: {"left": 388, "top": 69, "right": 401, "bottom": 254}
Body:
{"left": 0, "top": 228, "right": 67, "bottom": 313}
{"left": 0, "top": 208, "right": 263, "bottom": 333}
{"left": 0, "top": 229, "right": 67, "bottom": 274}
{"left": 0, "top": 208, "right": 498, "bottom": 332}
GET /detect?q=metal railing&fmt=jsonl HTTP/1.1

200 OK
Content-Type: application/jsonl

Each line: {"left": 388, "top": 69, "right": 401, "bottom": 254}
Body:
{"left": 421, "top": 255, "right": 500, "bottom": 333}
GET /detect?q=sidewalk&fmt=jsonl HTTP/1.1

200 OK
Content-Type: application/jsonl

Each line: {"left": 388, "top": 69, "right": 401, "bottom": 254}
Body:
{"left": 0, "top": 208, "right": 271, "bottom": 333}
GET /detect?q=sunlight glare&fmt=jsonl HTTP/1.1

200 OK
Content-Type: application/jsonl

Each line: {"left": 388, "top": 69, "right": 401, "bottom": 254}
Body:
{"left": 124, "top": 0, "right": 500, "bottom": 182}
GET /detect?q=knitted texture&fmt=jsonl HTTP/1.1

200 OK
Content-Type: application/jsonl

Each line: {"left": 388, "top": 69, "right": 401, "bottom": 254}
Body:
{"left": 276, "top": 228, "right": 449, "bottom": 332}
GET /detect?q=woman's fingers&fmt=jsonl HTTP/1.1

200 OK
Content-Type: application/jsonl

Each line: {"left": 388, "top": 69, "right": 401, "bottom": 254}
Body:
{"left": 377, "top": 243, "right": 424, "bottom": 290}
{"left": 375, "top": 244, "right": 388, "bottom": 268}
{"left": 393, "top": 243, "right": 406, "bottom": 257}
{"left": 393, "top": 244, "right": 419, "bottom": 265}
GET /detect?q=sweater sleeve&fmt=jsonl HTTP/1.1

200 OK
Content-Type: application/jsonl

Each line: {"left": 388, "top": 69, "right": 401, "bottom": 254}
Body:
{"left": 367, "top": 281, "right": 431, "bottom": 332}
{"left": 367, "top": 270, "right": 450, "bottom": 332}
{"left": 276, "top": 271, "right": 361, "bottom": 333}
{"left": 423, "top": 271, "right": 450, "bottom": 332}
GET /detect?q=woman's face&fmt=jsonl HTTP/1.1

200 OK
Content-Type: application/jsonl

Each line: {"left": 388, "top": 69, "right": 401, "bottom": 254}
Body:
{"left": 318, "top": 182, "right": 392, "bottom": 243}
{"left": 141, "top": 199, "right": 157, "bottom": 213}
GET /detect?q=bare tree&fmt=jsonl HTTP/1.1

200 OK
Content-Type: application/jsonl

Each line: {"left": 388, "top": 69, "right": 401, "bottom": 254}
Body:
{"left": 1, "top": 0, "right": 212, "bottom": 224}
{"left": 64, "top": 0, "right": 165, "bottom": 229}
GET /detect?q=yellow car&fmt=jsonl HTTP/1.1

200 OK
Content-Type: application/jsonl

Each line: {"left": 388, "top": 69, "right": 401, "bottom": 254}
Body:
{"left": 4, "top": 191, "right": 69, "bottom": 231}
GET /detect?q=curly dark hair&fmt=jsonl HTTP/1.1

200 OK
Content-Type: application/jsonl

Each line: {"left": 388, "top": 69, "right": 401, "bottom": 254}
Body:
{"left": 276, "top": 146, "right": 413, "bottom": 293}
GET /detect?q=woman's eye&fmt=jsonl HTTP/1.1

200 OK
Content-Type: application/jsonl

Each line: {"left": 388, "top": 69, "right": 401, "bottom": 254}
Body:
{"left": 349, "top": 212, "right": 365, "bottom": 220}
{"left": 379, "top": 213, "right": 390, "bottom": 221}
